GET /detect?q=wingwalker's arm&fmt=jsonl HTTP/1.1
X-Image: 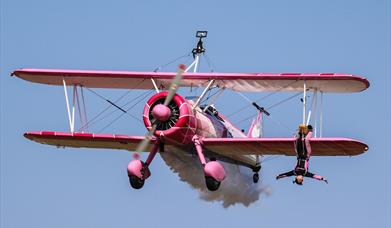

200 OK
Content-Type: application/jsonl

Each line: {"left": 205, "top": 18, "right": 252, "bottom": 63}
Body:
{"left": 276, "top": 170, "right": 295, "bottom": 180}
{"left": 305, "top": 172, "right": 328, "bottom": 184}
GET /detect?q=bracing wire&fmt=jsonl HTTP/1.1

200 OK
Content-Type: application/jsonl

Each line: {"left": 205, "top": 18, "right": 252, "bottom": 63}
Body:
{"left": 97, "top": 90, "right": 154, "bottom": 133}
{"left": 226, "top": 80, "right": 300, "bottom": 118}
{"left": 203, "top": 53, "right": 215, "bottom": 72}
{"left": 153, "top": 52, "right": 192, "bottom": 72}
{"left": 81, "top": 89, "right": 154, "bottom": 131}
{"left": 233, "top": 91, "right": 302, "bottom": 127}
{"left": 79, "top": 80, "right": 147, "bottom": 131}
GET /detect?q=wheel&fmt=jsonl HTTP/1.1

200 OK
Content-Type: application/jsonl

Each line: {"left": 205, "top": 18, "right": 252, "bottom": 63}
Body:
{"left": 129, "top": 175, "right": 145, "bottom": 189}
{"left": 253, "top": 173, "right": 259, "bottom": 183}
{"left": 205, "top": 176, "right": 221, "bottom": 191}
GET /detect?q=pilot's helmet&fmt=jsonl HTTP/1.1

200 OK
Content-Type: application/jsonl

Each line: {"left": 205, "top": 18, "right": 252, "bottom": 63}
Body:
{"left": 307, "top": 125, "right": 313, "bottom": 131}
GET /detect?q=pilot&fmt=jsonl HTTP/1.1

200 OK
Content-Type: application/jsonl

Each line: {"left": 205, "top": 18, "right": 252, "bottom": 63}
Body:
{"left": 276, "top": 124, "right": 328, "bottom": 185}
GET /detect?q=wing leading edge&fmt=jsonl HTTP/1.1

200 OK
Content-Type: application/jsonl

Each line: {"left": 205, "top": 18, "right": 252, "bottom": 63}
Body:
{"left": 12, "top": 68, "right": 370, "bottom": 93}
{"left": 201, "top": 137, "right": 368, "bottom": 156}
{"left": 24, "top": 132, "right": 368, "bottom": 156}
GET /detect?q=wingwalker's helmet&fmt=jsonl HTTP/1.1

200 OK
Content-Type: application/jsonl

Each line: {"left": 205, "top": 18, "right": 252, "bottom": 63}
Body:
{"left": 299, "top": 124, "right": 307, "bottom": 133}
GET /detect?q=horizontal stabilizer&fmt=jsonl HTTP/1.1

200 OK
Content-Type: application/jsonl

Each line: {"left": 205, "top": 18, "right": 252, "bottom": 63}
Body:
{"left": 201, "top": 137, "right": 368, "bottom": 156}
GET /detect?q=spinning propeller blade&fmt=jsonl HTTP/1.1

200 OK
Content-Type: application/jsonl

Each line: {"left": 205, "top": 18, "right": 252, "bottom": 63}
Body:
{"left": 134, "top": 64, "right": 186, "bottom": 154}
{"left": 163, "top": 64, "right": 186, "bottom": 106}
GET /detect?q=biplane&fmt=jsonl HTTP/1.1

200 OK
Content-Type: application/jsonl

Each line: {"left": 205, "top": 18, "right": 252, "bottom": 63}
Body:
{"left": 12, "top": 31, "right": 369, "bottom": 191}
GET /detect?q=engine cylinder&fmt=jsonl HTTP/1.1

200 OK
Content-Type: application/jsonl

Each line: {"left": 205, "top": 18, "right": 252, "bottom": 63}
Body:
{"left": 143, "top": 92, "right": 197, "bottom": 145}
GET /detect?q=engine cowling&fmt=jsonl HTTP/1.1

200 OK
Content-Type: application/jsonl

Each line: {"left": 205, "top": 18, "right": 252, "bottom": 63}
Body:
{"left": 143, "top": 92, "right": 197, "bottom": 145}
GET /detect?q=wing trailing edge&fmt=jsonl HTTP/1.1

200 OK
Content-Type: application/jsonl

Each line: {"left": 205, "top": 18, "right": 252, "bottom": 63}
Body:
{"left": 12, "top": 68, "right": 370, "bottom": 93}
{"left": 201, "top": 137, "right": 368, "bottom": 156}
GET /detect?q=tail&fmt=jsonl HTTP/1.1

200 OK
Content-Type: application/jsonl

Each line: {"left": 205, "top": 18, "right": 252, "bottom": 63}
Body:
{"left": 247, "top": 112, "right": 263, "bottom": 138}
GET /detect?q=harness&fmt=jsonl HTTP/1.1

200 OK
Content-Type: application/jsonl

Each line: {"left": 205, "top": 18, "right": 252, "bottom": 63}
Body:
{"left": 294, "top": 158, "right": 307, "bottom": 176}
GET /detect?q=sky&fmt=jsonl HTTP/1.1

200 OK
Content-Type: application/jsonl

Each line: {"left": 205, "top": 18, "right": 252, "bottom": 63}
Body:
{"left": 1, "top": 0, "right": 390, "bottom": 227}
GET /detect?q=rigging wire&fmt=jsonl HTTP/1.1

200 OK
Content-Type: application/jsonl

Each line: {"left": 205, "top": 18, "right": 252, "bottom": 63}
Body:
{"left": 153, "top": 52, "right": 192, "bottom": 72}
{"left": 80, "top": 89, "right": 154, "bottom": 131}
{"left": 79, "top": 79, "right": 146, "bottom": 131}
{"left": 202, "top": 86, "right": 221, "bottom": 103}
{"left": 232, "top": 91, "right": 303, "bottom": 135}
{"left": 203, "top": 53, "right": 215, "bottom": 72}
{"left": 226, "top": 80, "right": 300, "bottom": 118}
{"left": 266, "top": 91, "right": 303, "bottom": 110}
{"left": 233, "top": 91, "right": 302, "bottom": 126}
{"left": 86, "top": 86, "right": 140, "bottom": 121}
{"left": 97, "top": 90, "right": 154, "bottom": 133}
{"left": 80, "top": 86, "right": 89, "bottom": 130}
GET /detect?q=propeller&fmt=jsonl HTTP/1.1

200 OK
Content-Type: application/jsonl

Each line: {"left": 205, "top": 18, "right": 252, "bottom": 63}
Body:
{"left": 133, "top": 64, "right": 186, "bottom": 155}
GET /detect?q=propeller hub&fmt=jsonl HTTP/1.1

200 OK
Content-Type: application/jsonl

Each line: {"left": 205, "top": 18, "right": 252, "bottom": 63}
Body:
{"left": 151, "top": 104, "right": 171, "bottom": 122}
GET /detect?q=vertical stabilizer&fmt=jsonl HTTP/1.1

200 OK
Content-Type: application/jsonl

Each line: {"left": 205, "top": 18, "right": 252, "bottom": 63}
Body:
{"left": 247, "top": 112, "right": 263, "bottom": 138}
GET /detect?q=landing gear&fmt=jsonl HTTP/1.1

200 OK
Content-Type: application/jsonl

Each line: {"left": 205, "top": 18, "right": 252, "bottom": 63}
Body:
{"left": 205, "top": 176, "right": 221, "bottom": 191}
{"left": 193, "top": 135, "right": 226, "bottom": 191}
{"left": 127, "top": 142, "right": 159, "bottom": 190}
{"left": 253, "top": 173, "right": 259, "bottom": 183}
{"left": 129, "top": 175, "right": 145, "bottom": 189}
{"left": 252, "top": 163, "right": 261, "bottom": 183}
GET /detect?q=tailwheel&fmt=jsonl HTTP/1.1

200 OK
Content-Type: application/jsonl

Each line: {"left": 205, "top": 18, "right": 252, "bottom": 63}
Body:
{"left": 205, "top": 176, "right": 221, "bottom": 191}
{"left": 129, "top": 175, "right": 145, "bottom": 189}
{"left": 253, "top": 173, "right": 259, "bottom": 183}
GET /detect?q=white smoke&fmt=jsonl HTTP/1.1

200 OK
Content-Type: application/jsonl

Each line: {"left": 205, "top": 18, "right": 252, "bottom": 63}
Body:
{"left": 160, "top": 149, "right": 271, "bottom": 208}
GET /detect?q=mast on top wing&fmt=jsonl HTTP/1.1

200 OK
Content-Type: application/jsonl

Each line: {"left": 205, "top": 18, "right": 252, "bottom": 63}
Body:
{"left": 186, "top": 31, "right": 207, "bottom": 73}
{"left": 192, "top": 31, "right": 207, "bottom": 58}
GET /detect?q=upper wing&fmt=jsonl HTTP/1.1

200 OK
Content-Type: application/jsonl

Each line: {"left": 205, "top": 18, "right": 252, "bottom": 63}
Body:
{"left": 12, "top": 68, "right": 369, "bottom": 93}
{"left": 24, "top": 131, "right": 156, "bottom": 152}
{"left": 201, "top": 137, "right": 368, "bottom": 156}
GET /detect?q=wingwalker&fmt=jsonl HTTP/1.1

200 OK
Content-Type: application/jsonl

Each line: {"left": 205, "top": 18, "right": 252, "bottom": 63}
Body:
{"left": 12, "top": 31, "right": 369, "bottom": 191}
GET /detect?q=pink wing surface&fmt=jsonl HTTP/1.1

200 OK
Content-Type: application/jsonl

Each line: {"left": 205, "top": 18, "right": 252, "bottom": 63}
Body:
{"left": 201, "top": 137, "right": 368, "bottom": 156}
{"left": 24, "top": 131, "right": 156, "bottom": 152}
{"left": 12, "top": 69, "right": 369, "bottom": 93}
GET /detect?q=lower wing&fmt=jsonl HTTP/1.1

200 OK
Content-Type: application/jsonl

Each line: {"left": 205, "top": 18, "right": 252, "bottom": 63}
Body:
{"left": 24, "top": 131, "right": 155, "bottom": 152}
{"left": 201, "top": 137, "right": 368, "bottom": 156}
{"left": 24, "top": 132, "right": 368, "bottom": 156}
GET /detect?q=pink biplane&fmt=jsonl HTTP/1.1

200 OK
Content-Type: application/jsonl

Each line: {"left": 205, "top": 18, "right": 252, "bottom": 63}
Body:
{"left": 12, "top": 31, "right": 369, "bottom": 191}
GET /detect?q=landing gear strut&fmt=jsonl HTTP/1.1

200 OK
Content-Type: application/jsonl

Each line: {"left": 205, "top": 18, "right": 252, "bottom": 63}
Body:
{"left": 127, "top": 142, "right": 160, "bottom": 190}
{"left": 252, "top": 164, "right": 261, "bottom": 183}
{"left": 253, "top": 173, "right": 259, "bottom": 183}
{"left": 193, "top": 135, "right": 226, "bottom": 191}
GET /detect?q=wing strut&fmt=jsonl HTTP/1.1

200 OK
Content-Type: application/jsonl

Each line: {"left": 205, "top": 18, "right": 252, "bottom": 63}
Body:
{"left": 62, "top": 79, "right": 89, "bottom": 133}
{"left": 320, "top": 91, "right": 324, "bottom": 137}
{"left": 62, "top": 79, "right": 74, "bottom": 132}
{"left": 302, "top": 80, "right": 307, "bottom": 125}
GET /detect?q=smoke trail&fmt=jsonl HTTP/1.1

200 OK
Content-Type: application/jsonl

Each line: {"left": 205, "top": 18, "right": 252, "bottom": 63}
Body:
{"left": 160, "top": 149, "right": 271, "bottom": 208}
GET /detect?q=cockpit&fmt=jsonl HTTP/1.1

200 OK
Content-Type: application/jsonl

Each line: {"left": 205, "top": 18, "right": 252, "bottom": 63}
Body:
{"left": 200, "top": 104, "right": 224, "bottom": 122}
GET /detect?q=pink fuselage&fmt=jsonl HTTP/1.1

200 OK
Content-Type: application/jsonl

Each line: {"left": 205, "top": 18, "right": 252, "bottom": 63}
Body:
{"left": 143, "top": 92, "right": 256, "bottom": 168}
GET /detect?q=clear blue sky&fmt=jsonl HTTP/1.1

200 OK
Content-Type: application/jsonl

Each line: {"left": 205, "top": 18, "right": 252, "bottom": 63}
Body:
{"left": 1, "top": 0, "right": 390, "bottom": 227}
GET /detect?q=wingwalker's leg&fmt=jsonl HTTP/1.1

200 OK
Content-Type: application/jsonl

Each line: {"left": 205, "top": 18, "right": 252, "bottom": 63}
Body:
{"left": 192, "top": 135, "right": 226, "bottom": 191}
{"left": 127, "top": 142, "right": 159, "bottom": 189}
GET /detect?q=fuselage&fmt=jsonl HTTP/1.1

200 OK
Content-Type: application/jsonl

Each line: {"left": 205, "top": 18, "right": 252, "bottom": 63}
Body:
{"left": 143, "top": 91, "right": 258, "bottom": 169}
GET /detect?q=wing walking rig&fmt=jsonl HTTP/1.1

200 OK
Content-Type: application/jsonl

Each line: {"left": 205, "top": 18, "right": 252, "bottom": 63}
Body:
{"left": 12, "top": 31, "right": 369, "bottom": 191}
